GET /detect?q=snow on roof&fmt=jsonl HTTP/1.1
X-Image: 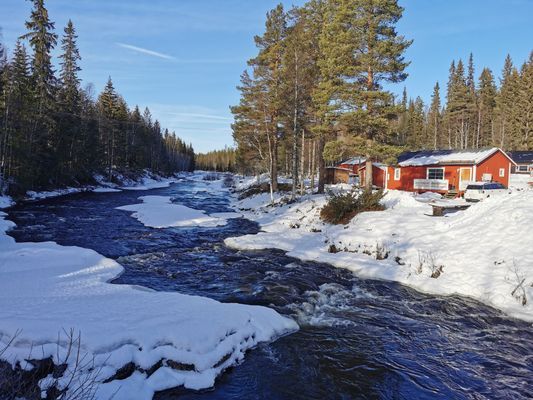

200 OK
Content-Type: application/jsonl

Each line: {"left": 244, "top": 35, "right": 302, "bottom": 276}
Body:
{"left": 398, "top": 148, "right": 502, "bottom": 167}
{"left": 340, "top": 157, "right": 366, "bottom": 165}
{"left": 358, "top": 162, "right": 387, "bottom": 171}
{"left": 507, "top": 151, "right": 533, "bottom": 164}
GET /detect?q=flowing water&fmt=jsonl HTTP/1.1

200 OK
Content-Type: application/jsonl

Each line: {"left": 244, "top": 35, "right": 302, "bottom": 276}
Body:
{"left": 6, "top": 176, "right": 533, "bottom": 400}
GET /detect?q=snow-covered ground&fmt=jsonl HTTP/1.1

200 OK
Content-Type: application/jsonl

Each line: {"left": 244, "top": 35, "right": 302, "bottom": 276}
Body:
{"left": 226, "top": 174, "right": 533, "bottom": 322}
{"left": 0, "top": 177, "right": 297, "bottom": 398}
{"left": 116, "top": 196, "right": 229, "bottom": 228}
{"left": 20, "top": 170, "right": 183, "bottom": 202}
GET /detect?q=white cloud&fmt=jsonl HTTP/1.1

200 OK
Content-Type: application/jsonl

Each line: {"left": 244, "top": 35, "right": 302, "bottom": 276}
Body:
{"left": 116, "top": 42, "right": 175, "bottom": 60}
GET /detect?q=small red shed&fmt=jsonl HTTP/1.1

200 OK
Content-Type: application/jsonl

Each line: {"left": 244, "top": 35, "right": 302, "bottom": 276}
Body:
{"left": 386, "top": 148, "right": 516, "bottom": 194}
{"left": 338, "top": 157, "right": 366, "bottom": 174}
{"left": 358, "top": 163, "right": 388, "bottom": 189}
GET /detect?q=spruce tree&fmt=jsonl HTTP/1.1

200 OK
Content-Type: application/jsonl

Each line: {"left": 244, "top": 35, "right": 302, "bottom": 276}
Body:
{"left": 516, "top": 53, "right": 532, "bottom": 149}
{"left": 57, "top": 19, "right": 82, "bottom": 178}
{"left": 20, "top": 0, "right": 58, "bottom": 187}
{"left": 497, "top": 54, "right": 519, "bottom": 149}
{"left": 477, "top": 67, "right": 497, "bottom": 147}
{"left": 427, "top": 82, "right": 442, "bottom": 149}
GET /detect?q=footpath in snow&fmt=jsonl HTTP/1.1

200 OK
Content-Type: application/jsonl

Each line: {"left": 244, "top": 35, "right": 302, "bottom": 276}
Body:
{"left": 226, "top": 175, "right": 533, "bottom": 322}
{"left": 0, "top": 177, "right": 297, "bottom": 399}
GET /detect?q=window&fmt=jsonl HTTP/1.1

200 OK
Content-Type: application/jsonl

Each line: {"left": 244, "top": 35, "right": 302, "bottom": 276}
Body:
{"left": 394, "top": 168, "right": 401, "bottom": 181}
{"left": 499, "top": 168, "right": 505, "bottom": 177}
{"left": 518, "top": 165, "right": 528, "bottom": 172}
{"left": 427, "top": 167, "right": 444, "bottom": 180}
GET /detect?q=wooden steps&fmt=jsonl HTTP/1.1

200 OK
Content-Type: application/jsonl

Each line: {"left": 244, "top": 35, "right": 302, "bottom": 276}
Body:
{"left": 444, "top": 190, "right": 459, "bottom": 199}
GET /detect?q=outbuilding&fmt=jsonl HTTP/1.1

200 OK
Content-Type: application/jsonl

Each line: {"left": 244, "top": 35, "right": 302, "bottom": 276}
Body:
{"left": 338, "top": 157, "right": 366, "bottom": 174}
{"left": 324, "top": 167, "right": 354, "bottom": 184}
{"left": 385, "top": 148, "right": 515, "bottom": 195}
{"left": 507, "top": 151, "right": 533, "bottom": 174}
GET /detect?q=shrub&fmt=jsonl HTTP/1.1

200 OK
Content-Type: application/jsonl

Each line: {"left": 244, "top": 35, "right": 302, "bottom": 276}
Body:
{"left": 238, "top": 182, "right": 292, "bottom": 200}
{"left": 320, "top": 189, "right": 385, "bottom": 225}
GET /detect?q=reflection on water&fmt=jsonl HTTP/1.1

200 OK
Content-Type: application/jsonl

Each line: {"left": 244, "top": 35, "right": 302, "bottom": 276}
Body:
{"left": 7, "top": 177, "right": 533, "bottom": 400}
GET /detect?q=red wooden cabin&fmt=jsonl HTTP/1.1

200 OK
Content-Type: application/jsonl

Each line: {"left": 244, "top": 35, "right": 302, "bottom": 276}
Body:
{"left": 384, "top": 148, "right": 515, "bottom": 194}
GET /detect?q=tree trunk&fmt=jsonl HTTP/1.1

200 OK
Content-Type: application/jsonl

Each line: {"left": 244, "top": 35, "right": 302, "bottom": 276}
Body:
{"left": 300, "top": 129, "right": 305, "bottom": 195}
{"left": 317, "top": 134, "right": 326, "bottom": 194}
{"left": 310, "top": 140, "right": 316, "bottom": 190}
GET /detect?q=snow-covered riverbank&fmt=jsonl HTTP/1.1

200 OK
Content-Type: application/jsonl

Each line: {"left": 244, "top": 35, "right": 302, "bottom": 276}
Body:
{"left": 226, "top": 175, "right": 533, "bottom": 322}
{"left": 0, "top": 176, "right": 297, "bottom": 399}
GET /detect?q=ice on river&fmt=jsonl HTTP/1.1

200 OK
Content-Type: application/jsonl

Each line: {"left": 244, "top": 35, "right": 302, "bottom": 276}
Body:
{"left": 0, "top": 211, "right": 298, "bottom": 398}
{"left": 116, "top": 196, "right": 228, "bottom": 228}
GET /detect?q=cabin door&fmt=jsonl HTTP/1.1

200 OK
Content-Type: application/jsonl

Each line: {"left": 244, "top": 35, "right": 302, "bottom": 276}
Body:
{"left": 459, "top": 167, "right": 473, "bottom": 190}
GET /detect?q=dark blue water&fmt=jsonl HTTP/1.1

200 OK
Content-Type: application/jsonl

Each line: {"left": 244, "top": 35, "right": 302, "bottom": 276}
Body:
{"left": 7, "top": 176, "right": 533, "bottom": 400}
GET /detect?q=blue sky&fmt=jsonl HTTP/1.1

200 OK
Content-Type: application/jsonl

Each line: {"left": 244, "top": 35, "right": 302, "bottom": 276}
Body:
{"left": 1, "top": 0, "right": 532, "bottom": 153}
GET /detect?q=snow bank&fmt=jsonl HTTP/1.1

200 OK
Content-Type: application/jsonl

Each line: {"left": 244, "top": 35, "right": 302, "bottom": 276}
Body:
{"left": 227, "top": 186, "right": 533, "bottom": 322}
{"left": 116, "top": 196, "right": 228, "bottom": 228}
{"left": 0, "top": 195, "right": 14, "bottom": 209}
{"left": 0, "top": 213, "right": 297, "bottom": 398}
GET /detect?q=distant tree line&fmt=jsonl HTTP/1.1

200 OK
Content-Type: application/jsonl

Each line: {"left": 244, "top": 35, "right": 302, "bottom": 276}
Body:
{"left": 0, "top": 0, "right": 194, "bottom": 195}
{"left": 230, "top": 0, "right": 532, "bottom": 194}
{"left": 396, "top": 53, "right": 532, "bottom": 152}
{"left": 195, "top": 147, "right": 236, "bottom": 172}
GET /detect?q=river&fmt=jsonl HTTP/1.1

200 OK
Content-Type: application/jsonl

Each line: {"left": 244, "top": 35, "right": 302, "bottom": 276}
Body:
{"left": 6, "top": 175, "right": 532, "bottom": 400}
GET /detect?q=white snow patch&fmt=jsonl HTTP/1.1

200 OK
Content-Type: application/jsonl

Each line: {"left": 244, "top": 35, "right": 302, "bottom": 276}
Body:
{"left": 0, "top": 195, "right": 14, "bottom": 209}
{"left": 92, "top": 187, "right": 122, "bottom": 193}
{"left": 116, "top": 196, "right": 227, "bottom": 228}
{"left": 0, "top": 211, "right": 297, "bottom": 399}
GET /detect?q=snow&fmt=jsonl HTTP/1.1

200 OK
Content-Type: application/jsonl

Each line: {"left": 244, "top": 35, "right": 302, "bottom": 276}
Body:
{"left": 0, "top": 210, "right": 297, "bottom": 398}
{"left": 116, "top": 196, "right": 228, "bottom": 228}
{"left": 509, "top": 173, "right": 532, "bottom": 191}
{"left": 227, "top": 181, "right": 533, "bottom": 322}
{"left": 26, "top": 187, "right": 85, "bottom": 200}
{"left": 399, "top": 147, "right": 501, "bottom": 166}
{"left": 0, "top": 195, "right": 14, "bottom": 209}
{"left": 92, "top": 187, "right": 122, "bottom": 193}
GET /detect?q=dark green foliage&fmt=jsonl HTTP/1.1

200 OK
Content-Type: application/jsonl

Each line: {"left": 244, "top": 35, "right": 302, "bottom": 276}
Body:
{"left": 320, "top": 189, "right": 385, "bottom": 225}
{"left": 0, "top": 1, "right": 194, "bottom": 194}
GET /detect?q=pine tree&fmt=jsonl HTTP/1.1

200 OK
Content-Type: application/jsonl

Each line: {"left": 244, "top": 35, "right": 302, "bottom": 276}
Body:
{"left": 249, "top": 4, "right": 287, "bottom": 193}
{"left": 318, "top": 0, "right": 411, "bottom": 189}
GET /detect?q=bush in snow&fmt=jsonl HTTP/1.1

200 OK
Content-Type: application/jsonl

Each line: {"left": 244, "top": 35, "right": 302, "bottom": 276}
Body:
{"left": 0, "top": 329, "right": 102, "bottom": 400}
{"left": 320, "top": 189, "right": 385, "bottom": 225}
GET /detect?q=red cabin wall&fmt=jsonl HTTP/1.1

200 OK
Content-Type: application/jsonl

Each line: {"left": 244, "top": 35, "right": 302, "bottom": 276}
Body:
{"left": 359, "top": 167, "right": 386, "bottom": 188}
{"left": 386, "top": 164, "right": 472, "bottom": 193}
{"left": 476, "top": 150, "right": 512, "bottom": 187}
{"left": 339, "top": 163, "right": 363, "bottom": 174}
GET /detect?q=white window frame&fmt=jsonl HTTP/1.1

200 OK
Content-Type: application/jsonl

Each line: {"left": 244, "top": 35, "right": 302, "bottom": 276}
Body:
{"left": 394, "top": 168, "right": 401, "bottom": 181}
{"left": 426, "top": 167, "right": 445, "bottom": 180}
{"left": 517, "top": 165, "right": 528, "bottom": 172}
{"left": 499, "top": 168, "right": 505, "bottom": 177}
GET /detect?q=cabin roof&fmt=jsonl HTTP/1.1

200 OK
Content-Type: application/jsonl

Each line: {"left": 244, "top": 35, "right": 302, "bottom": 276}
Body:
{"left": 397, "top": 147, "right": 511, "bottom": 167}
{"left": 507, "top": 151, "right": 533, "bottom": 164}
{"left": 340, "top": 157, "right": 366, "bottom": 165}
